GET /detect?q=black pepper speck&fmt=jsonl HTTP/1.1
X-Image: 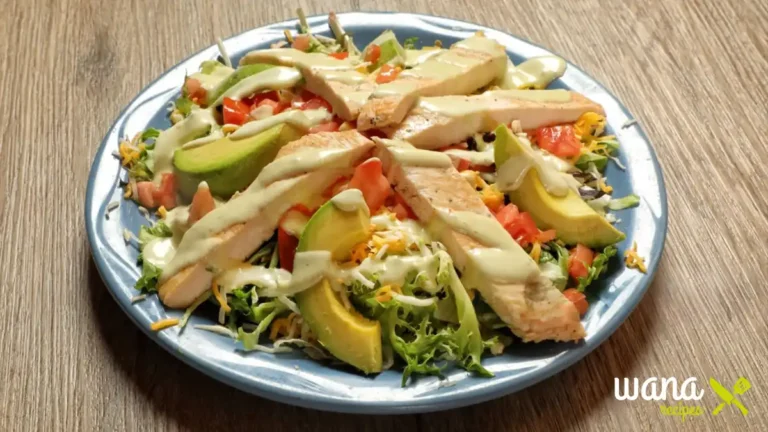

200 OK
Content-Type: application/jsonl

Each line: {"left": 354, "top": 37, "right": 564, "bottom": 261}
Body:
{"left": 467, "top": 136, "right": 477, "bottom": 151}
{"left": 482, "top": 132, "right": 496, "bottom": 143}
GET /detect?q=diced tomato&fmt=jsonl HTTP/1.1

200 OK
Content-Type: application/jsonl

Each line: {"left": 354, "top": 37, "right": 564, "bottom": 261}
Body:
{"left": 329, "top": 52, "right": 349, "bottom": 60}
{"left": 364, "top": 44, "right": 381, "bottom": 64}
{"left": 568, "top": 244, "right": 595, "bottom": 279}
{"left": 537, "top": 229, "right": 557, "bottom": 243}
{"left": 184, "top": 78, "right": 207, "bottom": 104}
{"left": 348, "top": 158, "right": 392, "bottom": 213}
{"left": 376, "top": 64, "right": 401, "bottom": 84}
{"left": 292, "top": 35, "right": 311, "bottom": 52}
{"left": 535, "top": 125, "right": 582, "bottom": 158}
{"left": 456, "top": 158, "right": 471, "bottom": 171}
{"left": 286, "top": 204, "right": 315, "bottom": 218}
{"left": 278, "top": 227, "right": 299, "bottom": 272}
{"left": 301, "top": 97, "right": 333, "bottom": 112}
{"left": 470, "top": 164, "right": 495, "bottom": 173}
{"left": 187, "top": 185, "right": 215, "bottom": 224}
{"left": 242, "top": 90, "right": 279, "bottom": 106}
{"left": 136, "top": 182, "right": 156, "bottom": 208}
{"left": 222, "top": 97, "right": 250, "bottom": 125}
{"left": 308, "top": 121, "right": 340, "bottom": 134}
{"left": 152, "top": 173, "right": 177, "bottom": 210}
{"left": 563, "top": 288, "right": 589, "bottom": 316}
{"left": 392, "top": 193, "right": 416, "bottom": 220}
{"left": 322, "top": 176, "right": 349, "bottom": 198}
{"left": 495, "top": 204, "right": 540, "bottom": 246}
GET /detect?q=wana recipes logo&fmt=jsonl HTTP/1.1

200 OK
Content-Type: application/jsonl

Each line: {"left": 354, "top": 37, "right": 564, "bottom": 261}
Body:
{"left": 614, "top": 376, "right": 753, "bottom": 422}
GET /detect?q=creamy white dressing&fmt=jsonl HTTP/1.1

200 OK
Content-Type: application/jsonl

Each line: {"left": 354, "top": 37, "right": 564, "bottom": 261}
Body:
{"left": 496, "top": 135, "right": 580, "bottom": 196}
{"left": 252, "top": 147, "right": 364, "bottom": 189}
{"left": 404, "top": 48, "right": 444, "bottom": 68}
{"left": 453, "top": 35, "right": 504, "bottom": 55}
{"left": 444, "top": 148, "right": 494, "bottom": 166}
{"left": 165, "top": 205, "right": 191, "bottom": 242}
{"left": 230, "top": 109, "right": 331, "bottom": 141}
{"left": 189, "top": 66, "right": 235, "bottom": 93}
{"left": 432, "top": 209, "right": 539, "bottom": 284}
{"left": 500, "top": 56, "right": 567, "bottom": 90}
{"left": 243, "top": 48, "right": 357, "bottom": 70}
{"left": 181, "top": 128, "right": 224, "bottom": 150}
{"left": 290, "top": 250, "right": 333, "bottom": 294}
{"left": 215, "top": 266, "right": 292, "bottom": 296}
{"left": 159, "top": 172, "right": 331, "bottom": 282}
{"left": 143, "top": 237, "right": 177, "bottom": 267}
{"left": 484, "top": 89, "right": 572, "bottom": 103}
{"left": 374, "top": 138, "right": 453, "bottom": 168}
{"left": 417, "top": 89, "right": 572, "bottom": 119}
{"left": 152, "top": 109, "right": 218, "bottom": 183}
{"left": 344, "top": 254, "right": 440, "bottom": 290}
{"left": 320, "top": 69, "right": 367, "bottom": 85}
{"left": 211, "top": 67, "right": 302, "bottom": 106}
{"left": 330, "top": 189, "right": 369, "bottom": 215}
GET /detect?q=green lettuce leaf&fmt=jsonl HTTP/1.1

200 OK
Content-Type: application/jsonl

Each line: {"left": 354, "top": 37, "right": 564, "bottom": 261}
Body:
{"left": 608, "top": 194, "right": 640, "bottom": 210}
{"left": 403, "top": 37, "right": 418, "bottom": 50}
{"left": 138, "top": 221, "right": 172, "bottom": 248}
{"left": 576, "top": 245, "right": 618, "bottom": 292}
{"left": 134, "top": 259, "right": 161, "bottom": 293}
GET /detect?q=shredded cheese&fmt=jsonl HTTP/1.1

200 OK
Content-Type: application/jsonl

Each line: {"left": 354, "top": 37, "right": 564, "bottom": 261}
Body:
{"left": 624, "top": 242, "right": 647, "bottom": 273}
{"left": 480, "top": 184, "right": 504, "bottom": 212}
{"left": 574, "top": 112, "right": 606, "bottom": 141}
{"left": 150, "top": 318, "right": 180, "bottom": 331}
{"left": 211, "top": 282, "right": 231, "bottom": 313}
{"left": 598, "top": 179, "right": 613, "bottom": 194}
{"left": 123, "top": 185, "right": 132, "bottom": 199}
{"left": 529, "top": 242, "right": 542, "bottom": 262}
{"left": 156, "top": 206, "right": 167, "bottom": 219}
{"left": 375, "top": 285, "right": 401, "bottom": 303}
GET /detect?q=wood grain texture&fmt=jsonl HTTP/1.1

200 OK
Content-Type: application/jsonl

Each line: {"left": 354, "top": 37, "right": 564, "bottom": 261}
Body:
{"left": 1, "top": 0, "right": 767, "bottom": 430}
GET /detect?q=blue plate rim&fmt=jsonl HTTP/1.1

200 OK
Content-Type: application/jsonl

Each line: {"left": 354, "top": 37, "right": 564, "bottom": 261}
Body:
{"left": 85, "top": 11, "right": 668, "bottom": 414}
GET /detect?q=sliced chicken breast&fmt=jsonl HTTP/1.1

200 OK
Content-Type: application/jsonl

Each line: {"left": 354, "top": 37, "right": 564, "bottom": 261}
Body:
{"left": 386, "top": 90, "right": 604, "bottom": 149}
{"left": 158, "top": 131, "right": 374, "bottom": 308}
{"left": 240, "top": 48, "right": 374, "bottom": 121}
{"left": 357, "top": 35, "right": 508, "bottom": 131}
{"left": 373, "top": 138, "right": 585, "bottom": 342}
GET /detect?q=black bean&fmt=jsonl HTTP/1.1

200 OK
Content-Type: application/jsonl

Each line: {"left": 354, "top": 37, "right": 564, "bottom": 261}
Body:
{"left": 482, "top": 131, "right": 496, "bottom": 143}
{"left": 467, "top": 136, "right": 477, "bottom": 151}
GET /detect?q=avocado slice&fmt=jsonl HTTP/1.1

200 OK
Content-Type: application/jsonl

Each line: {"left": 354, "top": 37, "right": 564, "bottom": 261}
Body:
{"left": 296, "top": 190, "right": 382, "bottom": 374}
{"left": 173, "top": 124, "right": 300, "bottom": 199}
{"left": 494, "top": 125, "right": 625, "bottom": 247}
{"left": 363, "top": 30, "right": 406, "bottom": 71}
{"left": 205, "top": 63, "right": 275, "bottom": 106}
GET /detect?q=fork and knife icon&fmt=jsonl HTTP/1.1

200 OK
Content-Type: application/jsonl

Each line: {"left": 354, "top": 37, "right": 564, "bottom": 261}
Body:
{"left": 710, "top": 377, "right": 751, "bottom": 416}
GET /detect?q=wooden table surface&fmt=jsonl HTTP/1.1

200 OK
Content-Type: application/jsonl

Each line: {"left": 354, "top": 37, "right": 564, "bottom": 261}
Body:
{"left": 2, "top": 0, "right": 767, "bottom": 430}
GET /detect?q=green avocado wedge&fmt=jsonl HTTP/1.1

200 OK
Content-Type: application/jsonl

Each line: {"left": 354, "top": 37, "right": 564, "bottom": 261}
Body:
{"left": 296, "top": 190, "right": 382, "bottom": 374}
{"left": 363, "top": 30, "right": 406, "bottom": 71}
{"left": 173, "top": 124, "right": 301, "bottom": 199}
{"left": 205, "top": 63, "right": 275, "bottom": 106}
{"left": 493, "top": 125, "right": 625, "bottom": 248}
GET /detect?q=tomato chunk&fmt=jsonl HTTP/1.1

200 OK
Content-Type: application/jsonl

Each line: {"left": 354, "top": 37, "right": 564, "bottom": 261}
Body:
{"left": 277, "top": 227, "right": 299, "bottom": 272}
{"left": 301, "top": 97, "right": 332, "bottom": 112}
{"left": 184, "top": 78, "right": 207, "bottom": 104}
{"left": 376, "top": 64, "right": 401, "bottom": 84}
{"left": 152, "top": 173, "right": 178, "bottom": 210}
{"left": 292, "top": 35, "right": 311, "bottom": 52}
{"left": 364, "top": 44, "right": 381, "bottom": 64}
{"left": 136, "top": 182, "right": 156, "bottom": 208}
{"left": 348, "top": 158, "right": 392, "bottom": 213}
{"left": 535, "top": 125, "right": 582, "bottom": 158}
{"left": 308, "top": 121, "right": 340, "bottom": 134}
{"left": 329, "top": 52, "right": 349, "bottom": 60}
{"left": 222, "top": 97, "right": 250, "bottom": 125}
{"left": 568, "top": 244, "right": 595, "bottom": 279}
{"left": 495, "top": 204, "right": 550, "bottom": 246}
{"left": 392, "top": 193, "right": 416, "bottom": 220}
{"left": 563, "top": 288, "right": 589, "bottom": 316}
{"left": 187, "top": 184, "right": 215, "bottom": 224}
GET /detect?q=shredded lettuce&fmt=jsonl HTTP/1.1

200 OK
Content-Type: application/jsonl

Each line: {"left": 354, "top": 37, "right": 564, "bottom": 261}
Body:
{"left": 237, "top": 299, "right": 288, "bottom": 350}
{"left": 403, "top": 37, "right": 418, "bottom": 50}
{"left": 575, "top": 152, "right": 607, "bottom": 172}
{"left": 133, "top": 221, "right": 172, "bottom": 293}
{"left": 140, "top": 128, "right": 161, "bottom": 141}
{"left": 174, "top": 96, "right": 194, "bottom": 117}
{"left": 138, "top": 221, "right": 172, "bottom": 247}
{"left": 576, "top": 246, "right": 618, "bottom": 292}
{"left": 608, "top": 194, "right": 640, "bottom": 210}
{"left": 134, "top": 260, "right": 161, "bottom": 293}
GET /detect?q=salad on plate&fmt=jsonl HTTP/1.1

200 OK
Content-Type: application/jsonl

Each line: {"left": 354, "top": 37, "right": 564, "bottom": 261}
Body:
{"left": 115, "top": 10, "right": 645, "bottom": 384}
